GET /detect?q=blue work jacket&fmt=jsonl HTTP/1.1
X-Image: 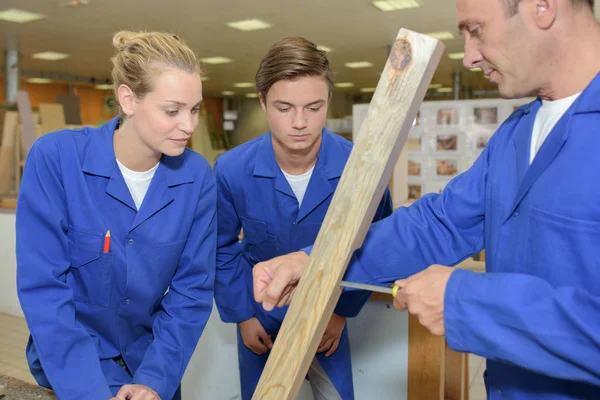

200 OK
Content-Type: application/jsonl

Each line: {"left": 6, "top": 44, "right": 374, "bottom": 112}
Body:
{"left": 214, "top": 129, "right": 392, "bottom": 399}
{"left": 346, "top": 74, "right": 600, "bottom": 399}
{"left": 16, "top": 117, "right": 217, "bottom": 400}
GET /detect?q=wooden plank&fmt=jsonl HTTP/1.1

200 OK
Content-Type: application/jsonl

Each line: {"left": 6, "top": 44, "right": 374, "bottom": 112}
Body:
{"left": 392, "top": 146, "right": 409, "bottom": 208}
{"left": 16, "top": 91, "right": 37, "bottom": 154}
{"left": 444, "top": 342, "right": 468, "bottom": 400}
{"left": 252, "top": 29, "right": 444, "bottom": 399}
{"left": 39, "top": 103, "right": 66, "bottom": 136}
{"left": 408, "top": 313, "right": 445, "bottom": 400}
{"left": 0, "top": 112, "right": 19, "bottom": 194}
{"left": 0, "top": 197, "right": 17, "bottom": 209}
{"left": 56, "top": 94, "right": 82, "bottom": 125}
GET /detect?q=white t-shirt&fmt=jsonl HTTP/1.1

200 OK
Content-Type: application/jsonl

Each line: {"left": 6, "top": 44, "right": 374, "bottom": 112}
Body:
{"left": 530, "top": 92, "right": 581, "bottom": 164}
{"left": 116, "top": 159, "right": 160, "bottom": 210}
{"left": 281, "top": 166, "right": 314, "bottom": 207}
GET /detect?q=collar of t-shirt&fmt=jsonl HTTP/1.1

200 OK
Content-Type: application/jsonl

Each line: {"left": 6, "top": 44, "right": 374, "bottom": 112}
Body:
{"left": 530, "top": 91, "right": 581, "bottom": 164}
{"left": 116, "top": 159, "right": 160, "bottom": 210}
{"left": 281, "top": 166, "right": 315, "bottom": 208}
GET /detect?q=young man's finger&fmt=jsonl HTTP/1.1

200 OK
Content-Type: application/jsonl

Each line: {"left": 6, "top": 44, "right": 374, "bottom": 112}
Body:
{"left": 325, "top": 338, "right": 340, "bottom": 357}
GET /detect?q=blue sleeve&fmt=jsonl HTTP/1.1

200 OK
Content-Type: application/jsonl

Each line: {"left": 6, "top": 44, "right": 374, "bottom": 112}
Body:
{"left": 213, "top": 160, "right": 256, "bottom": 323}
{"left": 133, "top": 167, "right": 217, "bottom": 400}
{"left": 16, "top": 140, "right": 113, "bottom": 400}
{"left": 334, "top": 188, "right": 394, "bottom": 317}
{"left": 445, "top": 269, "right": 600, "bottom": 386}
{"left": 343, "top": 142, "right": 490, "bottom": 287}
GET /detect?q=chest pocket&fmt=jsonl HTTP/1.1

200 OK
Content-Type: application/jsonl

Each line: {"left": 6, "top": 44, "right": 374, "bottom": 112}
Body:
{"left": 240, "top": 217, "right": 278, "bottom": 264}
{"left": 67, "top": 226, "right": 114, "bottom": 309}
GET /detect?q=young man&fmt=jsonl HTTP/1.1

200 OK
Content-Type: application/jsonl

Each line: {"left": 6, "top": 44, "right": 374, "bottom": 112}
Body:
{"left": 213, "top": 37, "right": 392, "bottom": 400}
{"left": 254, "top": 1, "right": 600, "bottom": 399}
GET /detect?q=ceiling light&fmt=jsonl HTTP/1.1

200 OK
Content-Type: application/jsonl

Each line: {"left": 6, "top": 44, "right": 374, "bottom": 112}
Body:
{"left": 200, "top": 56, "right": 233, "bottom": 65}
{"left": 234, "top": 82, "right": 254, "bottom": 88}
{"left": 201, "top": 76, "right": 210, "bottom": 81}
{"left": 317, "top": 45, "right": 333, "bottom": 52}
{"left": 59, "top": 0, "right": 89, "bottom": 7}
{"left": 32, "top": 51, "right": 70, "bottom": 61}
{"left": 429, "top": 83, "right": 442, "bottom": 89}
{"left": 246, "top": 93, "right": 259, "bottom": 98}
{"left": 426, "top": 31, "right": 455, "bottom": 41}
{"left": 95, "top": 84, "right": 113, "bottom": 90}
{"left": 26, "top": 78, "right": 52, "bottom": 84}
{"left": 345, "top": 61, "right": 373, "bottom": 69}
{"left": 360, "top": 87, "right": 376, "bottom": 93}
{"left": 0, "top": 8, "right": 46, "bottom": 23}
{"left": 437, "top": 87, "right": 453, "bottom": 93}
{"left": 335, "top": 82, "right": 355, "bottom": 88}
{"left": 222, "top": 91, "right": 235, "bottom": 96}
{"left": 470, "top": 67, "right": 482, "bottom": 72}
{"left": 372, "top": 0, "right": 423, "bottom": 12}
{"left": 448, "top": 52, "right": 465, "bottom": 60}
{"left": 226, "top": 19, "right": 272, "bottom": 31}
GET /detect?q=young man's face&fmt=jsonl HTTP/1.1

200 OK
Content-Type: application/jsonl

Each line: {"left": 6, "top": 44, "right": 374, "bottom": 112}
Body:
{"left": 260, "top": 76, "right": 329, "bottom": 156}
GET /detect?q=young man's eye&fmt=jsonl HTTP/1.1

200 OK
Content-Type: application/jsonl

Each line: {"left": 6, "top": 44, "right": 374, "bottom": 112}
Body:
{"left": 308, "top": 107, "right": 321, "bottom": 112}
{"left": 278, "top": 108, "right": 290, "bottom": 113}
{"left": 191, "top": 107, "right": 201, "bottom": 114}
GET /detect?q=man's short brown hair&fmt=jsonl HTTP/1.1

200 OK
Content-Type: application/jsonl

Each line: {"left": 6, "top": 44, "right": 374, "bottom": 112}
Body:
{"left": 255, "top": 37, "right": 334, "bottom": 100}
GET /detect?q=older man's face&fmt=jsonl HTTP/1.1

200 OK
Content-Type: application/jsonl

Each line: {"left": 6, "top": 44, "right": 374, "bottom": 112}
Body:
{"left": 457, "top": 0, "right": 537, "bottom": 99}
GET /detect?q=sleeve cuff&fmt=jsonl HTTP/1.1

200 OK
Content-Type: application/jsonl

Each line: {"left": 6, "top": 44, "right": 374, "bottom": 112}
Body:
{"left": 444, "top": 267, "right": 473, "bottom": 352}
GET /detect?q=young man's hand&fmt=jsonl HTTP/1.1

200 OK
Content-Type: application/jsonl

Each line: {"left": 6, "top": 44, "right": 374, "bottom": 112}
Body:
{"left": 317, "top": 313, "right": 346, "bottom": 357}
{"left": 238, "top": 317, "right": 273, "bottom": 355}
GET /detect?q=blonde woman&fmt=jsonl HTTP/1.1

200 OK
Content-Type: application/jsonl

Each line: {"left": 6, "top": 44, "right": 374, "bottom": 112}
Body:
{"left": 16, "top": 31, "right": 216, "bottom": 400}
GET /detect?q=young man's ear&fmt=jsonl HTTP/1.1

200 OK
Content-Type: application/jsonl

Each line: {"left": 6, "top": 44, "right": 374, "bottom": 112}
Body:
{"left": 117, "top": 84, "right": 137, "bottom": 117}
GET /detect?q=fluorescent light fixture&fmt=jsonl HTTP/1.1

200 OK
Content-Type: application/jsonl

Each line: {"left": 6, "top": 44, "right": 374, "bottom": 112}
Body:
{"left": 234, "top": 82, "right": 254, "bottom": 88}
{"left": 226, "top": 19, "right": 272, "bottom": 31}
{"left": 26, "top": 78, "right": 52, "bottom": 84}
{"left": 429, "top": 83, "right": 442, "bottom": 89}
{"left": 59, "top": 0, "right": 89, "bottom": 7}
{"left": 0, "top": 8, "right": 46, "bottom": 23}
{"left": 426, "top": 31, "right": 455, "bottom": 41}
{"left": 222, "top": 91, "right": 235, "bottom": 96}
{"left": 201, "top": 76, "right": 210, "bottom": 81}
{"left": 448, "top": 52, "right": 465, "bottom": 60}
{"left": 470, "top": 67, "right": 482, "bottom": 72}
{"left": 360, "top": 87, "right": 376, "bottom": 93}
{"left": 200, "top": 56, "right": 233, "bottom": 64}
{"left": 32, "top": 51, "right": 69, "bottom": 61}
{"left": 372, "top": 0, "right": 423, "bottom": 12}
{"left": 335, "top": 82, "right": 355, "bottom": 88}
{"left": 317, "top": 45, "right": 333, "bottom": 52}
{"left": 345, "top": 61, "right": 373, "bottom": 69}
{"left": 95, "top": 84, "right": 113, "bottom": 90}
{"left": 437, "top": 87, "right": 453, "bottom": 93}
{"left": 246, "top": 93, "right": 259, "bottom": 98}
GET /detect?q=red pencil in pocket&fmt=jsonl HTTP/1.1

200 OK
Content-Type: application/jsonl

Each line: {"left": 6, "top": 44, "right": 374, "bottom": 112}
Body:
{"left": 103, "top": 230, "right": 111, "bottom": 253}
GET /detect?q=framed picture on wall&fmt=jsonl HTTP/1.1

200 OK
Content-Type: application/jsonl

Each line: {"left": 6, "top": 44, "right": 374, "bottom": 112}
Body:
{"left": 436, "top": 108, "right": 459, "bottom": 126}
{"left": 408, "top": 184, "right": 422, "bottom": 200}
{"left": 436, "top": 134, "right": 458, "bottom": 152}
{"left": 473, "top": 107, "right": 498, "bottom": 124}
{"left": 436, "top": 159, "right": 458, "bottom": 177}
{"left": 408, "top": 159, "right": 421, "bottom": 176}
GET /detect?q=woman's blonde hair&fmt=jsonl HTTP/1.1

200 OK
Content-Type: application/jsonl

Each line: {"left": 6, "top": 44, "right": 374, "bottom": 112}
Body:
{"left": 110, "top": 31, "right": 201, "bottom": 115}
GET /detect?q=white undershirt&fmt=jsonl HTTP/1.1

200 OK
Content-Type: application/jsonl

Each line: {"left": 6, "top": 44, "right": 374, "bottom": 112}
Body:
{"left": 530, "top": 92, "right": 581, "bottom": 164}
{"left": 117, "top": 159, "right": 159, "bottom": 210}
{"left": 281, "top": 166, "right": 314, "bottom": 207}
